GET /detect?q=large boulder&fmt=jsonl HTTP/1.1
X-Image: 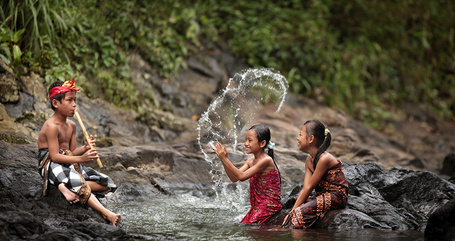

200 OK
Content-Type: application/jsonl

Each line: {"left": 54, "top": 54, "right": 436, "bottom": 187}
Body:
{"left": 425, "top": 198, "right": 455, "bottom": 240}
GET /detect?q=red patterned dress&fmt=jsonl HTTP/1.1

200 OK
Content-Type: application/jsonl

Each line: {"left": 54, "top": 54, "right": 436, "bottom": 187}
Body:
{"left": 285, "top": 160, "right": 348, "bottom": 228}
{"left": 241, "top": 169, "right": 282, "bottom": 224}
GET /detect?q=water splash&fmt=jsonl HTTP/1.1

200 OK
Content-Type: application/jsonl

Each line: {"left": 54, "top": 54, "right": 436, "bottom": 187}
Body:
{"left": 196, "top": 67, "right": 288, "bottom": 202}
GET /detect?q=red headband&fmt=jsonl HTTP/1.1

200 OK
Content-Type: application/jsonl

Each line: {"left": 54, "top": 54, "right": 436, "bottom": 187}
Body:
{"left": 49, "top": 78, "right": 80, "bottom": 99}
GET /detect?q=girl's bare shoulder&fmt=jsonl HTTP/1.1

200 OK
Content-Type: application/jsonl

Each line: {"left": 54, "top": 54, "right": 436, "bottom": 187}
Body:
{"left": 256, "top": 154, "right": 275, "bottom": 171}
{"left": 245, "top": 156, "right": 255, "bottom": 167}
{"left": 319, "top": 152, "right": 338, "bottom": 167}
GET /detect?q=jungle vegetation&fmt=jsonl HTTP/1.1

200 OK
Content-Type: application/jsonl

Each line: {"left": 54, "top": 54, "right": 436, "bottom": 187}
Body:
{"left": 1, "top": 0, "right": 454, "bottom": 129}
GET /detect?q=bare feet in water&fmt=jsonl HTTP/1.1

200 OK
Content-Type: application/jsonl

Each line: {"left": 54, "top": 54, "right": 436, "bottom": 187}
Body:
{"left": 58, "top": 183, "right": 80, "bottom": 204}
{"left": 104, "top": 212, "right": 121, "bottom": 226}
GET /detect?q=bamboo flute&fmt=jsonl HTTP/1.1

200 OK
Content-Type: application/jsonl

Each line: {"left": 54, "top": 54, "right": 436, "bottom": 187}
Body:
{"left": 74, "top": 109, "right": 103, "bottom": 168}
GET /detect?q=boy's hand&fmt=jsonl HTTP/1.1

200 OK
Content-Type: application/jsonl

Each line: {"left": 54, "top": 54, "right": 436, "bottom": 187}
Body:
{"left": 80, "top": 148, "right": 99, "bottom": 162}
{"left": 84, "top": 135, "right": 96, "bottom": 150}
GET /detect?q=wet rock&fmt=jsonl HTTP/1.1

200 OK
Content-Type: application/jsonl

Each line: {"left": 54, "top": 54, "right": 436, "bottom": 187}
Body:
{"left": 0, "top": 210, "right": 44, "bottom": 240}
{"left": 424, "top": 198, "right": 455, "bottom": 241}
{"left": 281, "top": 162, "right": 455, "bottom": 231}
{"left": 441, "top": 153, "right": 455, "bottom": 178}
{"left": 316, "top": 209, "right": 391, "bottom": 229}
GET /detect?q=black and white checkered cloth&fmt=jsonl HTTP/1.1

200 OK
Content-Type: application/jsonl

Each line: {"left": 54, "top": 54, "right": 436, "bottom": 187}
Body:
{"left": 38, "top": 148, "right": 117, "bottom": 196}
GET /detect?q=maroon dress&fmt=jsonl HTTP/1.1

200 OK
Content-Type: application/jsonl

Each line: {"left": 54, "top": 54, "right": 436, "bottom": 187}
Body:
{"left": 285, "top": 160, "right": 348, "bottom": 228}
{"left": 241, "top": 169, "right": 282, "bottom": 224}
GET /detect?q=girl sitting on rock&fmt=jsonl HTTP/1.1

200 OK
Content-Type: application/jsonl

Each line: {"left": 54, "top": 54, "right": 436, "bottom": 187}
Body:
{"left": 282, "top": 120, "right": 348, "bottom": 229}
{"left": 212, "top": 124, "right": 282, "bottom": 224}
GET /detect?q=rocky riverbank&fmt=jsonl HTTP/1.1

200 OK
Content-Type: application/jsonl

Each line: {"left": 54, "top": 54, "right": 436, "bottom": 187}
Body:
{"left": 1, "top": 41, "right": 455, "bottom": 240}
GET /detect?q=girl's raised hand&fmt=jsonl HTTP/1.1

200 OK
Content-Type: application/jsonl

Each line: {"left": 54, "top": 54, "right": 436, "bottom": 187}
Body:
{"left": 210, "top": 143, "right": 216, "bottom": 150}
{"left": 213, "top": 143, "right": 228, "bottom": 161}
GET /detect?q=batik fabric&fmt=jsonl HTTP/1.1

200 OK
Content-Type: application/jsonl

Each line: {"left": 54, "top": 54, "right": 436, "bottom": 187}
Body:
{"left": 241, "top": 169, "right": 282, "bottom": 224}
{"left": 284, "top": 160, "right": 348, "bottom": 229}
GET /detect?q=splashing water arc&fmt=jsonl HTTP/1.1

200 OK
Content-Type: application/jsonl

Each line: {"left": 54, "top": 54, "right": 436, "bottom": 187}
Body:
{"left": 196, "top": 68, "right": 288, "bottom": 190}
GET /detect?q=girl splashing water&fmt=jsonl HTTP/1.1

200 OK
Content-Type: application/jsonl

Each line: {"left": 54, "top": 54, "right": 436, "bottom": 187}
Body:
{"left": 212, "top": 124, "right": 282, "bottom": 224}
{"left": 282, "top": 120, "right": 348, "bottom": 229}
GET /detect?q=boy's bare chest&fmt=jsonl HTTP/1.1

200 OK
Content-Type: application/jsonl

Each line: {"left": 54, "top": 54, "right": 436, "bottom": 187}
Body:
{"left": 57, "top": 124, "right": 73, "bottom": 148}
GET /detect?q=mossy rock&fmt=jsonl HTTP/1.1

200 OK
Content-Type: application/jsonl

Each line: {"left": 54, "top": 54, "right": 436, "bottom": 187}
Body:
{"left": 0, "top": 132, "right": 33, "bottom": 144}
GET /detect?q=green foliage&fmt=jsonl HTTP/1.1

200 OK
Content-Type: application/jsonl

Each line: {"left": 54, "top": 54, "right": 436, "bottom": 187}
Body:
{"left": 0, "top": 0, "right": 201, "bottom": 110}
{"left": 1, "top": 0, "right": 454, "bottom": 127}
{"left": 0, "top": 27, "right": 25, "bottom": 64}
{"left": 194, "top": 0, "right": 455, "bottom": 124}
{"left": 0, "top": 0, "right": 69, "bottom": 62}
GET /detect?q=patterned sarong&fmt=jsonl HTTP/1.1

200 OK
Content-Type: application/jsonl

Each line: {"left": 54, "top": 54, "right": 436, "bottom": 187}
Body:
{"left": 38, "top": 148, "right": 117, "bottom": 204}
{"left": 283, "top": 160, "right": 348, "bottom": 229}
{"left": 241, "top": 169, "right": 282, "bottom": 224}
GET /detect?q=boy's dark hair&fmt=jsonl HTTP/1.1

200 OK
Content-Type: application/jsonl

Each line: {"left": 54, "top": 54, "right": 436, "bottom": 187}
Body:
{"left": 304, "top": 120, "right": 332, "bottom": 169}
{"left": 49, "top": 81, "right": 65, "bottom": 111}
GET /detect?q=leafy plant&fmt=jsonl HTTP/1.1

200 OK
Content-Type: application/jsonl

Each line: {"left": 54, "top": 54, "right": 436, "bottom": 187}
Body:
{"left": 1, "top": 0, "right": 453, "bottom": 127}
{"left": 0, "top": 0, "right": 69, "bottom": 62}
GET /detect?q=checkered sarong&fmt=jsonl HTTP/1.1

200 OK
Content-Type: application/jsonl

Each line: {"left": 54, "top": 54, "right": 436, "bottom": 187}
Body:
{"left": 38, "top": 148, "right": 117, "bottom": 204}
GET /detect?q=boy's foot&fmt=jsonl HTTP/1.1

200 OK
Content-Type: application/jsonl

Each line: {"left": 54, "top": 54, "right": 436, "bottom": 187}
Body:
{"left": 58, "top": 183, "right": 80, "bottom": 204}
{"left": 104, "top": 213, "right": 121, "bottom": 227}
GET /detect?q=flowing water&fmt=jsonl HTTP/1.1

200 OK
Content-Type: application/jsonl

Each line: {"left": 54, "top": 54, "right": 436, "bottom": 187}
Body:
{"left": 108, "top": 68, "right": 424, "bottom": 240}
{"left": 106, "top": 191, "right": 424, "bottom": 240}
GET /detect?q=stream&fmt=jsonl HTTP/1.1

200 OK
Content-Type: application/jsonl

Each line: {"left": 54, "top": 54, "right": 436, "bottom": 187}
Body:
{"left": 106, "top": 189, "right": 424, "bottom": 241}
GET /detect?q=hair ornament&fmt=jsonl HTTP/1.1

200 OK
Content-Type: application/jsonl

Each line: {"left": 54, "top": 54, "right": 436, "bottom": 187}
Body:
{"left": 324, "top": 128, "right": 330, "bottom": 137}
{"left": 268, "top": 141, "right": 275, "bottom": 150}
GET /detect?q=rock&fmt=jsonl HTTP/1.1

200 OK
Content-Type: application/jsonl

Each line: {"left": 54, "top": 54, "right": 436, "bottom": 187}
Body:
{"left": 441, "top": 153, "right": 455, "bottom": 177}
{"left": 345, "top": 163, "right": 455, "bottom": 227}
{"left": 280, "top": 162, "right": 455, "bottom": 231}
{"left": 0, "top": 210, "right": 44, "bottom": 240}
{"left": 424, "top": 198, "right": 455, "bottom": 241}
{"left": 316, "top": 209, "right": 391, "bottom": 229}
{"left": 0, "top": 131, "right": 34, "bottom": 144}
{"left": 95, "top": 144, "right": 214, "bottom": 190}
{"left": 0, "top": 60, "right": 19, "bottom": 103}
{"left": 3, "top": 92, "right": 35, "bottom": 118}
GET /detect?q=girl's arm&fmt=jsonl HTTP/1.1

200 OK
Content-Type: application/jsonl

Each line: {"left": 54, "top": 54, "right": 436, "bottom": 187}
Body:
{"left": 214, "top": 143, "right": 270, "bottom": 182}
{"left": 292, "top": 154, "right": 334, "bottom": 209}
{"left": 302, "top": 157, "right": 312, "bottom": 188}
{"left": 292, "top": 156, "right": 313, "bottom": 209}
{"left": 220, "top": 159, "right": 250, "bottom": 182}
{"left": 213, "top": 143, "right": 246, "bottom": 182}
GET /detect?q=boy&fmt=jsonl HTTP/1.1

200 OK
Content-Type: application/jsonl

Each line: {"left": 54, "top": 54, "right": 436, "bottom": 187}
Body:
{"left": 37, "top": 79, "right": 121, "bottom": 226}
